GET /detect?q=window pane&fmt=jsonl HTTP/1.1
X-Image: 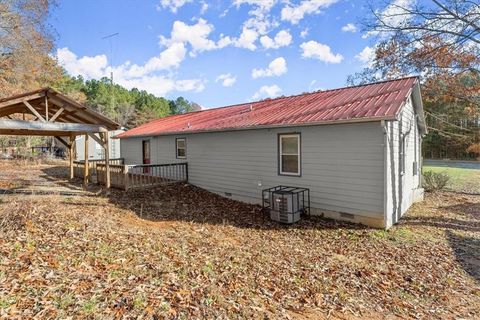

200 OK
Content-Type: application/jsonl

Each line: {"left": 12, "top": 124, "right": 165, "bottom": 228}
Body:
{"left": 282, "top": 155, "right": 298, "bottom": 173}
{"left": 177, "top": 148, "right": 186, "bottom": 157}
{"left": 281, "top": 136, "right": 298, "bottom": 154}
{"left": 177, "top": 139, "right": 185, "bottom": 148}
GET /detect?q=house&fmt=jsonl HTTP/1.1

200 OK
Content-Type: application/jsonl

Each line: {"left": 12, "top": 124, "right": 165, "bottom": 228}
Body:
{"left": 75, "top": 129, "right": 124, "bottom": 161}
{"left": 117, "top": 77, "right": 426, "bottom": 228}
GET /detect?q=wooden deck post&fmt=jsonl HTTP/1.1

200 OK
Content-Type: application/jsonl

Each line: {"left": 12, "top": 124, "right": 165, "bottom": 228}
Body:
{"left": 104, "top": 132, "right": 110, "bottom": 189}
{"left": 123, "top": 165, "right": 129, "bottom": 191}
{"left": 69, "top": 135, "right": 75, "bottom": 179}
{"left": 84, "top": 133, "right": 89, "bottom": 188}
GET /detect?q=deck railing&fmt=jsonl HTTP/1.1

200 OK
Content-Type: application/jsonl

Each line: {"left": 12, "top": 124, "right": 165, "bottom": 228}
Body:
{"left": 96, "top": 162, "right": 188, "bottom": 190}
{"left": 73, "top": 159, "right": 188, "bottom": 190}
{"left": 73, "top": 158, "right": 124, "bottom": 181}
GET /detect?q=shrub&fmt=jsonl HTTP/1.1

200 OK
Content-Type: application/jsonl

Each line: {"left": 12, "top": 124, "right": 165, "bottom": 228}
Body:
{"left": 422, "top": 171, "right": 450, "bottom": 191}
{"left": 466, "top": 143, "right": 480, "bottom": 160}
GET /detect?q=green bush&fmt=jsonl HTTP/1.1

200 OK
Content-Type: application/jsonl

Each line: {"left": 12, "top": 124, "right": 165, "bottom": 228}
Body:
{"left": 422, "top": 171, "right": 450, "bottom": 191}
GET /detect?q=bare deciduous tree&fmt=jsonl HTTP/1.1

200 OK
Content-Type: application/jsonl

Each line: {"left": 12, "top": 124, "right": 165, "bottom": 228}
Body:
{"left": 349, "top": 0, "right": 480, "bottom": 159}
{"left": 366, "top": 0, "right": 479, "bottom": 48}
{"left": 350, "top": 0, "right": 479, "bottom": 109}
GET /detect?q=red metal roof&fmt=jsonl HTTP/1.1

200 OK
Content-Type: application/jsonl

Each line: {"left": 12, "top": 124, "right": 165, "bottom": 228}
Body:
{"left": 117, "top": 77, "right": 418, "bottom": 138}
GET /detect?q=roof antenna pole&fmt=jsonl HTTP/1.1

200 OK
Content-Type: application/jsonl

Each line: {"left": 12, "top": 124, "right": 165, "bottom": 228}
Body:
{"left": 101, "top": 32, "right": 119, "bottom": 113}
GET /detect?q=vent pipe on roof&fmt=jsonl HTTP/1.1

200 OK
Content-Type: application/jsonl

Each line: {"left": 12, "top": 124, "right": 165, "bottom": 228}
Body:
{"left": 250, "top": 105, "right": 253, "bottom": 111}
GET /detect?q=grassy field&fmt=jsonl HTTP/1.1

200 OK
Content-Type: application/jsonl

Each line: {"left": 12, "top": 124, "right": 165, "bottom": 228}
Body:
{"left": 423, "top": 165, "right": 480, "bottom": 193}
{"left": 0, "top": 161, "right": 479, "bottom": 319}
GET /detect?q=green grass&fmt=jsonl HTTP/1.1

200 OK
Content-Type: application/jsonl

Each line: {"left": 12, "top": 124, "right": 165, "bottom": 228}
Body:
{"left": 423, "top": 166, "right": 480, "bottom": 193}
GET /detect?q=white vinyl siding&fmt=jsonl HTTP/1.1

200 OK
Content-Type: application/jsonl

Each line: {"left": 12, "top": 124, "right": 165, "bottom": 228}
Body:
{"left": 121, "top": 122, "right": 385, "bottom": 219}
{"left": 384, "top": 96, "right": 422, "bottom": 227}
{"left": 120, "top": 137, "right": 144, "bottom": 164}
{"left": 400, "top": 134, "right": 406, "bottom": 174}
{"left": 75, "top": 130, "right": 123, "bottom": 160}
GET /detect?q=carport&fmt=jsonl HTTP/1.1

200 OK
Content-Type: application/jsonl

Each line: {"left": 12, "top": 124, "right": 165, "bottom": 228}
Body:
{"left": 0, "top": 88, "right": 120, "bottom": 188}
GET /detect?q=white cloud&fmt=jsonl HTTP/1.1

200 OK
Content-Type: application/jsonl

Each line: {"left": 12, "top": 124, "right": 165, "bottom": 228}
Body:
{"left": 174, "top": 79, "right": 206, "bottom": 92}
{"left": 112, "top": 42, "right": 186, "bottom": 79}
{"left": 281, "top": 0, "right": 339, "bottom": 24}
{"left": 233, "top": 0, "right": 277, "bottom": 10}
{"left": 55, "top": 47, "right": 205, "bottom": 97}
{"left": 233, "top": 0, "right": 279, "bottom": 44}
{"left": 380, "top": 0, "right": 415, "bottom": 27}
{"left": 252, "top": 84, "right": 282, "bottom": 100}
{"left": 157, "top": 0, "right": 192, "bottom": 13}
{"left": 260, "top": 30, "right": 292, "bottom": 49}
{"left": 252, "top": 57, "right": 287, "bottom": 78}
{"left": 119, "top": 76, "right": 205, "bottom": 97}
{"left": 300, "top": 40, "right": 343, "bottom": 63}
{"left": 363, "top": 0, "right": 415, "bottom": 38}
{"left": 355, "top": 46, "right": 375, "bottom": 66}
{"left": 143, "top": 42, "right": 186, "bottom": 72}
{"left": 234, "top": 27, "right": 259, "bottom": 50}
{"left": 308, "top": 79, "right": 324, "bottom": 91}
{"left": 56, "top": 48, "right": 108, "bottom": 79}
{"left": 300, "top": 27, "right": 309, "bottom": 38}
{"left": 200, "top": 1, "right": 208, "bottom": 14}
{"left": 160, "top": 19, "right": 218, "bottom": 55}
{"left": 155, "top": 18, "right": 237, "bottom": 57}
{"left": 126, "top": 75, "right": 205, "bottom": 97}
{"left": 219, "top": 8, "right": 229, "bottom": 18}
{"left": 217, "top": 35, "right": 233, "bottom": 48}
{"left": 216, "top": 73, "right": 237, "bottom": 87}
{"left": 341, "top": 23, "right": 357, "bottom": 32}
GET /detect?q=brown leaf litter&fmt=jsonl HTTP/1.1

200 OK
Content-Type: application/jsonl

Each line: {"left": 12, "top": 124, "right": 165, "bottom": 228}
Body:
{"left": 0, "top": 161, "right": 479, "bottom": 319}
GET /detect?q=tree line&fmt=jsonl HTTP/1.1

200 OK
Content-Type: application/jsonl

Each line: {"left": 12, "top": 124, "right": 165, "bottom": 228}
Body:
{"left": 54, "top": 74, "right": 201, "bottom": 128}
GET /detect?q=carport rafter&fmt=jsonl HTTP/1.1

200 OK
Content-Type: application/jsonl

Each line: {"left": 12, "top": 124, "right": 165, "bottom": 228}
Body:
{"left": 0, "top": 88, "right": 120, "bottom": 188}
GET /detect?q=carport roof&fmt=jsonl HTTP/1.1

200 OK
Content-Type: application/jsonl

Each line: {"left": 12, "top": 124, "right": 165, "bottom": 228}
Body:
{"left": 0, "top": 87, "right": 120, "bottom": 136}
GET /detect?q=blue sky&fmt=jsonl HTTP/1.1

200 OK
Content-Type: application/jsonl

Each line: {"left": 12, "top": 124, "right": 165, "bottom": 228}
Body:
{"left": 50, "top": 0, "right": 381, "bottom": 108}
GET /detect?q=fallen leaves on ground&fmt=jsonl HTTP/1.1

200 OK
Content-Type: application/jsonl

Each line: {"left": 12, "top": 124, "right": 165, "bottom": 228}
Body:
{"left": 0, "top": 162, "right": 479, "bottom": 319}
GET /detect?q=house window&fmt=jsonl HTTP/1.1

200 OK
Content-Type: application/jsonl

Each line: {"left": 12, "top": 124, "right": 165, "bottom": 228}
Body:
{"left": 279, "top": 133, "right": 301, "bottom": 176}
{"left": 176, "top": 138, "right": 186, "bottom": 159}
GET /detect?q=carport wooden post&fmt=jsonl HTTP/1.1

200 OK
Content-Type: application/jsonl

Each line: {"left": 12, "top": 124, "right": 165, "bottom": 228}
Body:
{"left": 103, "top": 132, "right": 110, "bottom": 188}
{"left": 69, "top": 135, "right": 75, "bottom": 179}
{"left": 84, "top": 133, "right": 89, "bottom": 187}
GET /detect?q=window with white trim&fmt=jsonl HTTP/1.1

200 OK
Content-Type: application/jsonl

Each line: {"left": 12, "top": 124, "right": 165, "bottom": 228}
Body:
{"left": 176, "top": 138, "right": 186, "bottom": 159}
{"left": 279, "top": 133, "right": 301, "bottom": 176}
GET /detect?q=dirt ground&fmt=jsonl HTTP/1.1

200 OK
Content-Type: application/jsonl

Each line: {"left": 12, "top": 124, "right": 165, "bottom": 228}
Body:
{"left": 0, "top": 161, "right": 479, "bottom": 319}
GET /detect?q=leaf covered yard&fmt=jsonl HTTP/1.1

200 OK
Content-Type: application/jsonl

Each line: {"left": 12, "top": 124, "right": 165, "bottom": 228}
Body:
{"left": 0, "top": 162, "right": 479, "bottom": 319}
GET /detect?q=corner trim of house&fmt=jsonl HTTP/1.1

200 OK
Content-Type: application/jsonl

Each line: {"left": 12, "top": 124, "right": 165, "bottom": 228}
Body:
{"left": 381, "top": 120, "right": 389, "bottom": 229}
{"left": 412, "top": 188, "right": 424, "bottom": 203}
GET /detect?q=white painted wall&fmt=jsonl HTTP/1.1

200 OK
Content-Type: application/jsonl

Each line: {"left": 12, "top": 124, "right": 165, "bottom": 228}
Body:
{"left": 75, "top": 129, "right": 124, "bottom": 160}
{"left": 121, "top": 122, "right": 386, "bottom": 221}
{"left": 384, "top": 96, "right": 423, "bottom": 228}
